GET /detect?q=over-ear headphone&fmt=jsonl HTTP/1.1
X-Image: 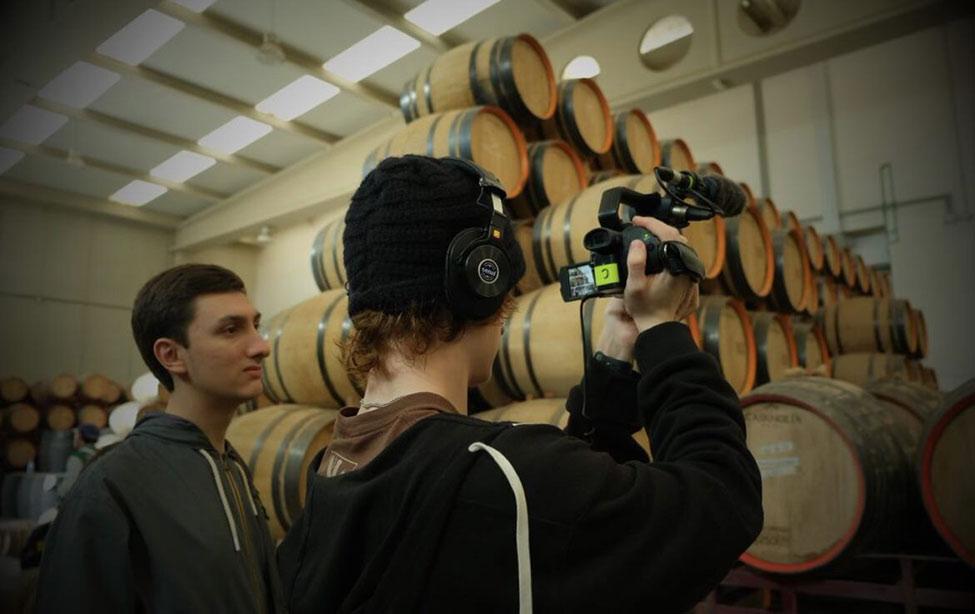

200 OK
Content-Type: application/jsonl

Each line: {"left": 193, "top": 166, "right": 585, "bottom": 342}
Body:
{"left": 441, "top": 157, "right": 515, "bottom": 320}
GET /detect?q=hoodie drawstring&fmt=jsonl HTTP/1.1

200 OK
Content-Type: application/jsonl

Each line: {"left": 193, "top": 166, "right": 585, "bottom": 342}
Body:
{"left": 468, "top": 442, "right": 533, "bottom": 614}
{"left": 198, "top": 449, "right": 241, "bottom": 552}
{"left": 232, "top": 460, "right": 259, "bottom": 516}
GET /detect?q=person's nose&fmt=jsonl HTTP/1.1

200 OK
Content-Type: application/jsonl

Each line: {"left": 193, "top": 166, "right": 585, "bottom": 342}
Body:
{"left": 249, "top": 330, "right": 271, "bottom": 359}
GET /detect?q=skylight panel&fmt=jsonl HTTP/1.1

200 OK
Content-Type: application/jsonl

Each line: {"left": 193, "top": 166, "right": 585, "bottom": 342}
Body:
{"left": 0, "top": 148, "right": 25, "bottom": 175}
{"left": 169, "top": 0, "right": 217, "bottom": 11}
{"left": 96, "top": 9, "right": 185, "bottom": 65}
{"left": 405, "top": 0, "right": 501, "bottom": 36}
{"left": 110, "top": 180, "right": 168, "bottom": 206}
{"left": 0, "top": 105, "right": 68, "bottom": 145}
{"left": 151, "top": 150, "right": 216, "bottom": 183}
{"left": 198, "top": 116, "right": 272, "bottom": 154}
{"left": 38, "top": 61, "right": 121, "bottom": 109}
{"left": 323, "top": 26, "right": 419, "bottom": 83}
{"left": 256, "top": 76, "right": 340, "bottom": 121}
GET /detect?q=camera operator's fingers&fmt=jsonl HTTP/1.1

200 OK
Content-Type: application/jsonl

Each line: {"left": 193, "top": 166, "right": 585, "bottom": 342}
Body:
{"left": 675, "top": 282, "right": 700, "bottom": 321}
{"left": 626, "top": 239, "right": 648, "bottom": 285}
{"left": 630, "top": 216, "right": 687, "bottom": 244}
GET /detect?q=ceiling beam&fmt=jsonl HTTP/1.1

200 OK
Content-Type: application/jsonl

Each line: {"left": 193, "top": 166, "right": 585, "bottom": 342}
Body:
{"left": 0, "top": 178, "right": 182, "bottom": 230}
{"left": 532, "top": 0, "right": 583, "bottom": 23}
{"left": 88, "top": 53, "right": 340, "bottom": 144}
{"left": 30, "top": 97, "right": 281, "bottom": 176}
{"left": 0, "top": 138, "right": 228, "bottom": 202}
{"left": 343, "top": 0, "right": 460, "bottom": 53}
{"left": 156, "top": 0, "right": 400, "bottom": 110}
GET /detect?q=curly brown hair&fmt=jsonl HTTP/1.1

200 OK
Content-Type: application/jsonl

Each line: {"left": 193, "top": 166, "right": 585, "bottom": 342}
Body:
{"left": 341, "top": 293, "right": 517, "bottom": 385}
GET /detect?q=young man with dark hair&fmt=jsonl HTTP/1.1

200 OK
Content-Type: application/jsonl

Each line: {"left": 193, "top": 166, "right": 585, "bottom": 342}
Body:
{"left": 278, "top": 155, "right": 763, "bottom": 613}
{"left": 38, "top": 264, "right": 285, "bottom": 613}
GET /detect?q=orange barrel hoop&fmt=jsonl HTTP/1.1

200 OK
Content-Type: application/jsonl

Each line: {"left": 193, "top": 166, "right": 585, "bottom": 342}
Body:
{"left": 399, "top": 34, "right": 556, "bottom": 124}
{"left": 803, "top": 225, "right": 825, "bottom": 273}
{"left": 791, "top": 319, "right": 831, "bottom": 375}
{"left": 697, "top": 296, "right": 757, "bottom": 395}
{"left": 262, "top": 290, "right": 363, "bottom": 409}
{"left": 696, "top": 161, "right": 724, "bottom": 177}
{"left": 537, "top": 78, "right": 613, "bottom": 157}
{"left": 855, "top": 256, "right": 872, "bottom": 294}
{"left": 754, "top": 197, "right": 781, "bottom": 230}
{"left": 659, "top": 139, "right": 696, "bottom": 172}
{"left": 840, "top": 247, "right": 857, "bottom": 288}
{"left": 364, "top": 106, "right": 529, "bottom": 199}
{"left": 738, "top": 183, "right": 757, "bottom": 211}
{"left": 910, "top": 307, "right": 928, "bottom": 359}
{"left": 821, "top": 235, "right": 843, "bottom": 278}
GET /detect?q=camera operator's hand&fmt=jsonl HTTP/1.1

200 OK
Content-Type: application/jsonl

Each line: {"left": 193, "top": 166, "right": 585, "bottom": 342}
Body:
{"left": 596, "top": 298, "right": 638, "bottom": 363}
{"left": 624, "top": 216, "right": 700, "bottom": 333}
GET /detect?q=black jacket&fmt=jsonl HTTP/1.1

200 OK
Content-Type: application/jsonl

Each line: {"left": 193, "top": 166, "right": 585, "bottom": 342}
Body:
{"left": 278, "top": 322, "right": 763, "bottom": 613}
{"left": 36, "top": 413, "right": 286, "bottom": 614}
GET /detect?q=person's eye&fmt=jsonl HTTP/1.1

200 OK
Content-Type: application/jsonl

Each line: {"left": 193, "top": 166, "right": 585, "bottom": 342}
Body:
{"left": 223, "top": 326, "right": 238, "bottom": 335}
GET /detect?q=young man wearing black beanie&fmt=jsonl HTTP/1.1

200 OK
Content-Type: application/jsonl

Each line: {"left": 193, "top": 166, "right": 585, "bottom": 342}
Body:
{"left": 278, "top": 155, "right": 763, "bottom": 613}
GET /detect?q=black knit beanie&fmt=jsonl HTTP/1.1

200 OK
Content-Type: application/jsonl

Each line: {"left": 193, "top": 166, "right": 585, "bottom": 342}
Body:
{"left": 343, "top": 155, "right": 525, "bottom": 317}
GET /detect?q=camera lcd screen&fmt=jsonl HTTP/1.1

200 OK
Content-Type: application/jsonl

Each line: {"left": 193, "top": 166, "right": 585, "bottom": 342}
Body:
{"left": 560, "top": 263, "right": 597, "bottom": 301}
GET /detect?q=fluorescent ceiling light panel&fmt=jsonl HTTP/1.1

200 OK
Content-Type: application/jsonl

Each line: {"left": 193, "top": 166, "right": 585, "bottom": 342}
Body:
{"left": 0, "top": 147, "right": 26, "bottom": 175}
{"left": 198, "top": 116, "right": 272, "bottom": 154}
{"left": 169, "top": 0, "right": 217, "bottom": 11}
{"left": 323, "top": 26, "right": 420, "bottom": 83}
{"left": 256, "top": 76, "right": 340, "bottom": 121}
{"left": 38, "top": 61, "right": 121, "bottom": 109}
{"left": 405, "top": 0, "right": 501, "bottom": 35}
{"left": 0, "top": 105, "right": 68, "bottom": 145}
{"left": 110, "top": 180, "right": 168, "bottom": 206}
{"left": 151, "top": 150, "right": 216, "bottom": 182}
{"left": 96, "top": 9, "right": 185, "bottom": 65}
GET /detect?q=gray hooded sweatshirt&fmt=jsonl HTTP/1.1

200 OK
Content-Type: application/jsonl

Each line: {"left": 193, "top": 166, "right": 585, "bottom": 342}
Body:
{"left": 36, "top": 412, "right": 285, "bottom": 614}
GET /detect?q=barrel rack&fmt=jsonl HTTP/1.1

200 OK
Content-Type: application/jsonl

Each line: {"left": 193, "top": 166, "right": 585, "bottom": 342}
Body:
{"left": 695, "top": 555, "right": 975, "bottom": 613}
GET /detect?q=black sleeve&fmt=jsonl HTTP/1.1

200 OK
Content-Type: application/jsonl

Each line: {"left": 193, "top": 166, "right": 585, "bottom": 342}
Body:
{"left": 36, "top": 482, "right": 140, "bottom": 613}
{"left": 562, "top": 321, "right": 764, "bottom": 612}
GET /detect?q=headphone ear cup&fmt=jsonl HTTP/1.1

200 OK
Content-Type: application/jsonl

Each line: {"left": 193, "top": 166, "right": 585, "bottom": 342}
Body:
{"left": 445, "top": 228, "right": 511, "bottom": 320}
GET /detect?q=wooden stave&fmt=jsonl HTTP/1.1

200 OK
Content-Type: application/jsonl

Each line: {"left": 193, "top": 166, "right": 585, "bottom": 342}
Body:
{"left": 818, "top": 297, "right": 893, "bottom": 356}
{"left": 0, "top": 378, "right": 29, "bottom": 404}
{"left": 754, "top": 198, "right": 781, "bottom": 231}
{"left": 697, "top": 296, "right": 757, "bottom": 396}
{"left": 821, "top": 235, "right": 843, "bottom": 278}
{"left": 310, "top": 216, "right": 347, "bottom": 292}
{"left": 508, "top": 139, "right": 587, "bottom": 219}
{"left": 830, "top": 353, "right": 913, "bottom": 388}
{"left": 659, "top": 139, "right": 696, "bottom": 172}
{"left": 889, "top": 299, "right": 919, "bottom": 356}
{"left": 766, "top": 228, "right": 811, "bottom": 314}
{"left": 791, "top": 319, "right": 831, "bottom": 375}
{"left": 5, "top": 403, "right": 40, "bottom": 434}
{"left": 594, "top": 109, "right": 660, "bottom": 175}
{"left": 538, "top": 79, "right": 614, "bottom": 157}
{"left": 803, "top": 225, "right": 825, "bottom": 272}
{"left": 719, "top": 207, "right": 775, "bottom": 301}
{"left": 750, "top": 311, "right": 799, "bottom": 385}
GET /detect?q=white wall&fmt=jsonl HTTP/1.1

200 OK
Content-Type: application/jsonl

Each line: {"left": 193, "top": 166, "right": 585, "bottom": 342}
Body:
{"left": 644, "top": 19, "right": 975, "bottom": 389}
{"left": 0, "top": 199, "right": 174, "bottom": 386}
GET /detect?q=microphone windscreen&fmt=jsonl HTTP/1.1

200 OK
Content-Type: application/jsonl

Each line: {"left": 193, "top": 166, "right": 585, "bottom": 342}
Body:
{"left": 704, "top": 175, "right": 747, "bottom": 216}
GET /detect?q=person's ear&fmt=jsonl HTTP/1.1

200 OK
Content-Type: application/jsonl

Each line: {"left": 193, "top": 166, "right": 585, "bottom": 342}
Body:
{"left": 154, "top": 338, "right": 188, "bottom": 377}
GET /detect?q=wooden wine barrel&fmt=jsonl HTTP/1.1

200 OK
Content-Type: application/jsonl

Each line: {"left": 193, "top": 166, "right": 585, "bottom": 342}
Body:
{"left": 803, "top": 225, "right": 825, "bottom": 272}
{"left": 697, "top": 161, "right": 724, "bottom": 176}
{"left": 80, "top": 374, "right": 123, "bottom": 405}
{"left": 738, "top": 183, "right": 757, "bottom": 211}
{"left": 818, "top": 275, "right": 839, "bottom": 310}
{"left": 865, "top": 380, "right": 941, "bottom": 445}
{"left": 911, "top": 308, "right": 928, "bottom": 359}
{"left": 741, "top": 377, "right": 913, "bottom": 573}
{"left": 5, "top": 403, "right": 39, "bottom": 434}
{"left": 0, "top": 378, "right": 28, "bottom": 404}
{"left": 697, "top": 296, "right": 757, "bottom": 395}
{"left": 801, "top": 266, "right": 819, "bottom": 315}
{"left": 476, "top": 398, "right": 652, "bottom": 456}
{"left": 594, "top": 109, "right": 660, "bottom": 174}
{"left": 45, "top": 404, "right": 75, "bottom": 431}
{"left": 821, "top": 235, "right": 843, "bottom": 278}
{"left": 3, "top": 439, "right": 36, "bottom": 470}
{"left": 890, "top": 299, "right": 919, "bottom": 356}
{"left": 78, "top": 404, "right": 108, "bottom": 429}
{"left": 310, "top": 215, "right": 347, "bottom": 292}
{"left": 767, "top": 228, "right": 811, "bottom": 313}
{"left": 227, "top": 405, "right": 338, "bottom": 540}
{"left": 262, "top": 289, "right": 362, "bottom": 408}
{"left": 513, "top": 220, "right": 543, "bottom": 296}
{"left": 38, "top": 430, "right": 74, "bottom": 472}
{"left": 855, "top": 256, "right": 872, "bottom": 294}
{"left": 587, "top": 169, "right": 623, "bottom": 185}
{"left": 792, "top": 319, "right": 831, "bottom": 375}
{"left": 876, "top": 270, "right": 892, "bottom": 297}
{"left": 49, "top": 373, "right": 78, "bottom": 401}
{"left": 753, "top": 198, "right": 780, "bottom": 231}
{"left": 917, "top": 378, "right": 975, "bottom": 565}
{"left": 537, "top": 79, "right": 613, "bottom": 157}
{"left": 490, "top": 284, "right": 609, "bottom": 402}
{"left": 839, "top": 247, "right": 857, "bottom": 288}
{"left": 750, "top": 312, "right": 798, "bottom": 385}
{"left": 659, "top": 139, "right": 695, "bottom": 172}
{"left": 364, "top": 106, "right": 529, "bottom": 199}
{"left": 780, "top": 210, "right": 801, "bottom": 232}
{"left": 399, "top": 34, "right": 556, "bottom": 124}
{"left": 831, "top": 352, "right": 913, "bottom": 387}
{"left": 819, "top": 297, "right": 893, "bottom": 355}
{"left": 718, "top": 206, "right": 774, "bottom": 301}
{"left": 508, "top": 140, "right": 587, "bottom": 219}
{"left": 921, "top": 366, "right": 939, "bottom": 391}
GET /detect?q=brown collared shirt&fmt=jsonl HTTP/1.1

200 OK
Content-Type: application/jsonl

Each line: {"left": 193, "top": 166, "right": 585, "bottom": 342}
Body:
{"left": 317, "top": 392, "right": 458, "bottom": 477}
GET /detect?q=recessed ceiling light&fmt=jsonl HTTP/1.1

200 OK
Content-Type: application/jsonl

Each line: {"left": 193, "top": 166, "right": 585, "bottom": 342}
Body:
{"left": 323, "top": 26, "right": 419, "bottom": 83}
{"left": 198, "top": 116, "right": 273, "bottom": 154}
{"left": 151, "top": 150, "right": 216, "bottom": 183}
{"left": 38, "top": 61, "right": 121, "bottom": 109}
{"left": 0, "top": 105, "right": 68, "bottom": 145}
{"left": 256, "top": 75, "right": 340, "bottom": 121}
{"left": 562, "top": 56, "right": 601, "bottom": 80}
{"left": 169, "top": 0, "right": 216, "bottom": 11}
{"left": 96, "top": 9, "right": 185, "bottom": 66}
{"left": 0, "top": 147, "right": 25, "bottom": 175}
{"left": 110, "top": 180, "right": 168, "bottom": 206}
{"left": 405, "top": 0, "right": 501, "bottom": 36}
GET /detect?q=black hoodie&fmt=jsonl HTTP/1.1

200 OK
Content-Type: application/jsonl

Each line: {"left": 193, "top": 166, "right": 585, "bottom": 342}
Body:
{"left": 36, "top": 413, "right": 286, "bottom": 614}
{"left": 278, "top": 322, "right": 764, "bottom": 613}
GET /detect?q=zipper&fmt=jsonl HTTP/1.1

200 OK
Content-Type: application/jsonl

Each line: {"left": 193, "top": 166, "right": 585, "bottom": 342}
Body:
{"left": 223, "top": 455, "right": 267, "bottom": 613}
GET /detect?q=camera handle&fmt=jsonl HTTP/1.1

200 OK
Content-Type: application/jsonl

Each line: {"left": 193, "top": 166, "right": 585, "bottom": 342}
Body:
{"left": 599, "top": 187, "right": 716, "bottom": 231}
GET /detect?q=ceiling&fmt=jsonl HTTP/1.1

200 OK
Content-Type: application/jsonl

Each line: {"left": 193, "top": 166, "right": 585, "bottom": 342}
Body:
{"left": 0, "top": 0, "right": 618, "bottom": 221}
